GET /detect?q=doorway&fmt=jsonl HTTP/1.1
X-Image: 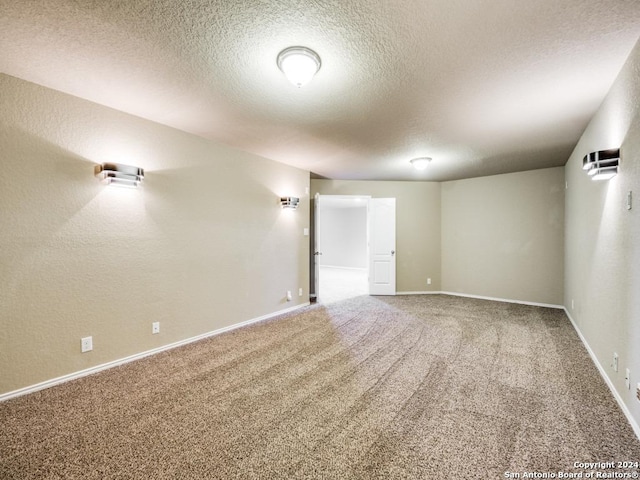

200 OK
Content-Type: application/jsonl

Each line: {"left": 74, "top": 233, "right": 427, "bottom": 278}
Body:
{"left": 311, "top": 195, "right": 397, "bottom": 304}
{"left": 315, "top": 195, "right": 369, "bottom": 303}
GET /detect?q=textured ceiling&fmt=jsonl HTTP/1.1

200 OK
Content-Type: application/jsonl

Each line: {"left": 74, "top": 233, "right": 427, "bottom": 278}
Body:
{"left": 1, "top": 0, "right": 639, "bottom": 181}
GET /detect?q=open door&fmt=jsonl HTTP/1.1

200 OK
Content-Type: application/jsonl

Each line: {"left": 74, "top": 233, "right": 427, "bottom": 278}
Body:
{"left": 369, "top": 198, "right": 396, "bottom": 295}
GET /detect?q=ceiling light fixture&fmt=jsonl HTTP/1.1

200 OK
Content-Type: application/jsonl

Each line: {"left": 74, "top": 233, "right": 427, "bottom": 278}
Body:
{"left": 277, "top": 46, "right": 321, "bottom": 88}
{"left": 410, "top": 157, "right": 431, "bottom": 171}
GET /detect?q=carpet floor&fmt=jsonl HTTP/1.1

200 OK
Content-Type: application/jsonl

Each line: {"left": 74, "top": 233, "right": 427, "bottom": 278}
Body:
{"left": 1, "top": 295, "right": 639, "bottom": 479}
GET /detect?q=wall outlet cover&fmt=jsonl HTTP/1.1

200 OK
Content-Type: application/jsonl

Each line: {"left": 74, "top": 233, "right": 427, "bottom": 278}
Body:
{"left": 81, "top": 336, "right": 93, "bottom": 353}
{"left": 625, "top": 368, "right": 631, "bottom": 389}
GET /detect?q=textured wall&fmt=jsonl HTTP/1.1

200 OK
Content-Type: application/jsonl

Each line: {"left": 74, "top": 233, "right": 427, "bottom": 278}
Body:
{"left": 311, "top": 180, "right": 441, "bottom": 293}
{"left": 564, "top": 38, "right": 640, "bottom": 430}
{"left": 441, "top": 167, "right": 565, "bottom": 306}
{"left": 318, "top": 206, "right": 367, "bottom": 269}
{"left": 0, "top": 74, "right": 309, "bottom": 395}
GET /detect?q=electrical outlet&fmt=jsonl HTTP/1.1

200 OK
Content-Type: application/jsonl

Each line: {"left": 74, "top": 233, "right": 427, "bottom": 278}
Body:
{"left": 625, "top": 369, "right": 630, "bottom": 390}
{"left": 613, "top": 353, "right": 619, "bottom": 372}
{"left": 152, "top": 322, "right": 160, "bottom": 334}
{"left": 299, "top": 288, "right": 303, "bottom": 296}
{"left": 571, "top": 299, "right": 574, "bottom": 310}
{"left": 81, "top": 336, "right": 93, "bottom": 353}
{"left": 427, "top": 278, "right": 432, "bottom": 285}
{"left": 286, "top": 291, "right": 292, "bottom": 302}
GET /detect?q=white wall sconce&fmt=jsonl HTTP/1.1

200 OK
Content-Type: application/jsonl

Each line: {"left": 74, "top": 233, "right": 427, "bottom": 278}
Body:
{"left": 280, "top": 197, "right": 300, "bottom": 209}
{"left": 582, "top": 148, "right": 619, "bottom": 181}
{"left": 95, "top": 163, "right": 144, "bottom": 187}
{"left": 410, "top": 157, "right": 431, "bottom": 171}
{"left": 277, "top": 46, "right": 321, "bottom": 88}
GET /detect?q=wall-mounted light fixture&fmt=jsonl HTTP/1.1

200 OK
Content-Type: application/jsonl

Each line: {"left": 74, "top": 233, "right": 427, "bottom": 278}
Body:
{"left": 277, "top": 46, "right": 321, "bottom": 88}
{"left": 410, "top": 157, "right": 431, "bottom": 171}
{"left": 95, "top": 163, "right": 144, "bottom": 187}
{"left": 280, "top": 197, "right": 300, "bottom": 209}
{"left": 582, "top": 148, "right": 619, "bottom": 181}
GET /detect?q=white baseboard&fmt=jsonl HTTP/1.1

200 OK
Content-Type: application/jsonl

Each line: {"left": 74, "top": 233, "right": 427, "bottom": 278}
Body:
{"left": 0, "top": 302, "right": 310, "bottom": 403}
{"left": 563, "top": 308, "right": 640, "bottom": 441}
{"left": 439, "top": 291, "right": 564, "bottom": 309}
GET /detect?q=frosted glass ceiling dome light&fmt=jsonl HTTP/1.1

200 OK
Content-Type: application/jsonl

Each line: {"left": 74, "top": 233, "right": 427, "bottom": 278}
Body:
{"left": 277, "top": 46, "right": 321, "bottom": 87}
{"left": 410, "top": 157, "right": 431, "bottom": 171}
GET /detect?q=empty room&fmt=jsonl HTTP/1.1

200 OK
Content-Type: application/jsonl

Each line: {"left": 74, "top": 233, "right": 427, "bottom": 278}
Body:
{"left": 2, "top": 1, "right": 640, "bottom": 478}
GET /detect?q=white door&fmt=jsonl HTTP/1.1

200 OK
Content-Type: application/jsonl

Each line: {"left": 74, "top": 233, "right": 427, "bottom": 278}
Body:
{"left": 369, "top": 198, "right": 396, "bottom": 295}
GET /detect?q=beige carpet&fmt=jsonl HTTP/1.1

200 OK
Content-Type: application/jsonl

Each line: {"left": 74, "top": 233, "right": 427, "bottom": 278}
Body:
{"left": 1, "top": 295, "right": 639, "bottom": 479}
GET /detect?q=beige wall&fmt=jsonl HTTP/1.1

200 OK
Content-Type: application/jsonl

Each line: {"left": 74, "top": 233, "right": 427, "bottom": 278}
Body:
{"left": 441, "top": 167, "right": 565, "bottom": 306}
{"left": 0, "top": 74, "right": 310, "bottom": 395}
{"left": 311, "top": 180, "right": 441, "bottom": 293}
{"left": 565, "top": 38, "right": 640, "bottom": 429}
